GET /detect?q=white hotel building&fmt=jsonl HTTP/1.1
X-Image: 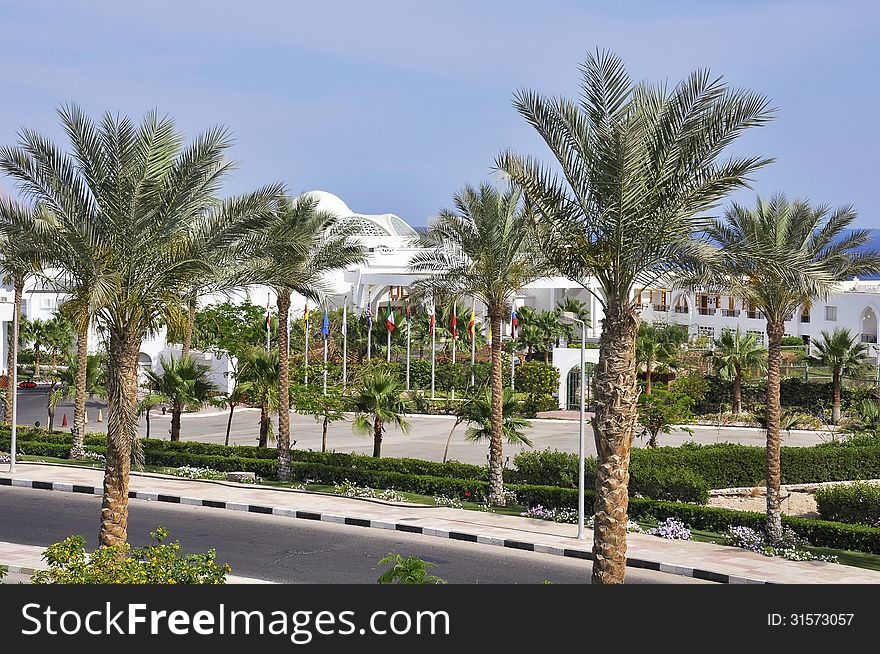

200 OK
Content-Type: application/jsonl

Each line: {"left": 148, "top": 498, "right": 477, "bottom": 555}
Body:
{"left": 3, "top": 191, "right": 879, "bottom": 404}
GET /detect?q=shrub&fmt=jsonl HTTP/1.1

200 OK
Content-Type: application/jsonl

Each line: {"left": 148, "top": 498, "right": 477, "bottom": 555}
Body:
{"left": 30, "top": 528, "right": 229, "bottom": 584}
{"left": 377, "top": 554, "right": 445, "bottom": 584}
{"left": 515, "top": 361, "right": 559, "bottom": 398}
{"left": 815, "top": 483, "right": 880, "bottom": 527}
{"left": 647, "top": 517, "right": 692, "bottom": 540}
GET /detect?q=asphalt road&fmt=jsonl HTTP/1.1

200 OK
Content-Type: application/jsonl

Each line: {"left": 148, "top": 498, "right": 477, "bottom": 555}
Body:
{"left": 11, "top": 386, "right": 829, "bottom": 465}
{"left": 0, "top": 487, "right": 709, "bottom": 584}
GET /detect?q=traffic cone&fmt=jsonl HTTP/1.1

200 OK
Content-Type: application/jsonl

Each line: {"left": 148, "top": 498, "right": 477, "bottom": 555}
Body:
{"left": 61, "top": 413, "right": 68, "bottom": 427}
{"left": 97, "top": 409, "right": 103, "bottom": 422}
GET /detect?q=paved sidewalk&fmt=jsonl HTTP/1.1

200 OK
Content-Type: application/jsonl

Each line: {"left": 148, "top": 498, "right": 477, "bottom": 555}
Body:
{"left": 2, "top": 462, "right": 878, "bottom": 584}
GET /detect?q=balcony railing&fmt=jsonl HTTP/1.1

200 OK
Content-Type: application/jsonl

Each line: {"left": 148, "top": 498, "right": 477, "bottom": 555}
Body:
{"left": 861, "top": 334, "right": 878, "bottom": 344}
{"left": 652, "top": 304, "right": 669, "bottom": 312}
{"left": 674, "top": 306, "right": 689, "bottom": 314}
{"left": 747, "top": 311, "right": 765, "bottom": 319}
{"left": 721, "top": 309, "right": 740, "bottom": 317}
{"left": 698, "top": 308, "right": 714, "bottom": 315}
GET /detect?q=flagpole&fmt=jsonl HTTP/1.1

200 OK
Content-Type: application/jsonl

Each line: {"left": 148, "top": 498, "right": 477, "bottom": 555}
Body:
{"left": 470, "top": 299, "right": 476, "bottom": 387}
{"left": 323, "top": 310, "right": 328, "bottom": 396}
{"left": 386, "top": 301, "right": 392, "bottom": 363}
{"left": 405, "top": 303, "right": 411, "bottom": 391}
{"left": 342, "top": 301, "right": 348, "bottom": 390}
{"left": 304, "top": 304, "right": 309, "bottom": 386}
{"left": 430, "top": 304, "right": 436, "bottom": 400}
{"left": 366, "top": 298, "right": 372, "bottom": 361}
{"left": 451, "top": 307, "right": 456, "bottom": 401}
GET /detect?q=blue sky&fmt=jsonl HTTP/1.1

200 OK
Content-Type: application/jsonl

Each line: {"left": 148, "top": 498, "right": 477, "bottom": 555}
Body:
{"left": 1, "top": 0, "right": 878, "bottom": 227}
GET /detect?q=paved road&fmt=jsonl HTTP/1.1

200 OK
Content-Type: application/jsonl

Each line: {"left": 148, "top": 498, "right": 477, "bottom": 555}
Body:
{"left": 12, "top": 387, "right": 831, "bottom": 465}
{"left": 0, "top": 487, "right": 707, "bottom": 584}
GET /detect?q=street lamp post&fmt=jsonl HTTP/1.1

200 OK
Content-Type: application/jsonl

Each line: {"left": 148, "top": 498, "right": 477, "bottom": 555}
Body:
{"left": 560, "top": 311, "right": 586, "bottom": 540}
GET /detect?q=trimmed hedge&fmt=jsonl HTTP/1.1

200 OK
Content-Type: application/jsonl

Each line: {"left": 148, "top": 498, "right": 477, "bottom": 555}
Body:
{"left": 815, "top": 483, "right": 880, "bottom": 527}
{"left": 512, "top": 442, "right": 880, "bottom": 491}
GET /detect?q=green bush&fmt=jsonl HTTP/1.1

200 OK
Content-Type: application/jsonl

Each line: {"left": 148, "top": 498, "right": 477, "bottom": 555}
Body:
{"left": 514, "top": 361, "right": 559, "bottom": 398}
{"left": 815, "top": 483, "right": 880, "bottom": 527}
{"left": 31, "top": 527, "right": 229, "bottom": 584}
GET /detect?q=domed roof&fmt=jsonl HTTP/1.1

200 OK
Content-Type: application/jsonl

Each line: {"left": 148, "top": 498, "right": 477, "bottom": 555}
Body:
{"left": 303, "top": 190, "right": 353, "bottom": 218}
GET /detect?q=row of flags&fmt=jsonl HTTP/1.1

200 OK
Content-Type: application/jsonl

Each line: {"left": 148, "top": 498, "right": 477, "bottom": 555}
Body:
{"left": 266, "top": 300, "right": 519, "bottom": 341}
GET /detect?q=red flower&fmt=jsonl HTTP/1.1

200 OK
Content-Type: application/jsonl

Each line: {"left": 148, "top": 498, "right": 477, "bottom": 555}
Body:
{"left": 465, "top": 491, "right": 471, "bottom": 497}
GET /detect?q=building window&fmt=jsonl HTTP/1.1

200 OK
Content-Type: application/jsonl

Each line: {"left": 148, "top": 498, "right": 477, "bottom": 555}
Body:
{"left": 825, "top": 305, "right": 837, "bottom": 321}
{"left": 747, "top": 329, "right": 765, "bottom": 345}
{"left": 698, "top": 326, "right": 715, "bottom": 339}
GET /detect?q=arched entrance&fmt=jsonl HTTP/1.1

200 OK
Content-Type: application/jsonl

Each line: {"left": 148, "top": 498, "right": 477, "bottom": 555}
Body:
{"left": 566, "top": 364, "right": 596, "bottom": 410}
{"left": 861, "top": 307, "right": 878, "bottom": 344}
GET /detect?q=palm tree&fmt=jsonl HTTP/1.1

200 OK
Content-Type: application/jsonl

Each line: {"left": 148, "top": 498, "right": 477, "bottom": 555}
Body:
{"left": 0, "top": 199, "right": 45, "bottom": 428}
{"left": 556, "top": 297, "right": 591, "bottom": 342}
{"left": 498, "top": 50, "right": 774, "bottom": 583}
{"left": 0, "top": 105, "right": 281, "bottom": 545}
{"left": 532, "top": 310, "right": 564, "bottom": 364}
{"left": 352, "top": 368, "right": 412, "bottom": 458}
{"left": 409, "top": 183, "right": 550, "bottom": 504}
{"left": 137, "top": 393, "right": 165, "bottom": 441}
{"left": 706, "top": 328, "right": 767, "bottom": 414}
{"left": 144, "top": 355, "right": 218, "bottom": 441}
{"left": 809, "top": 328, "right": 870, "bottom": 424}
{"left": 460, "top": 387, "right": 533, "bottom": 446}
{"left": 635, "top": 324, "right": 679, "bottom": 395}
{"left": 239, "top": 194, "right": 366, "bottom": 480}
{"left": 705, "top": 195, "right": 880, "bottom": 541}
{"left": 211, "top": 381, "right": 252, "bottom": 446}
{"left": 236, "top": 347, "right": 280, "bottom": 447}
{"left": 26, "top": 318, "right": 49, "bottom": 379}
{"left": 48, "top": 354, "right": 106, "bottom": 437}
{"left": 44, "top": 315, "right": 74, "bottom": 371}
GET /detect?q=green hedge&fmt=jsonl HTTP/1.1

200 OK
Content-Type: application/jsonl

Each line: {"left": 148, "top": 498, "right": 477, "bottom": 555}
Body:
{"left": 815, "top": 483, "right": 880, "bottom": 527}
{"left": 512, "top": 442, "right": 880, "bottom": 491}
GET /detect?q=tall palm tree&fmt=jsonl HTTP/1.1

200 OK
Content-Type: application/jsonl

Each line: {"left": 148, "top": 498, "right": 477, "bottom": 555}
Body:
{"left": 0, "top": 105, "right": 281, "bottom": 545}
{"left": 26, "top": 318, "right": 49, "bottom": 378}
{"left": 531, "top": 310, "right": 564, "bottom": 364}
{"left": 556, "top": 296, "right": 591, "bottom": 342}
{"left": 43, "top": 314, "right": 74, "bottom": 371}
{"left": 808, "top": 328, "right": 870, "bottom": 424}
{"left": 409, "top": 183, "right": 550, "bottom": 504}
{"left": 144, "top": 355, "right": 218, "bottom": 441}
{"left": 352, "top": 368, "right": 412, "bottom": 458}
{"left": 705, "top": 195, "right": 880, "bottom": 541}
{"left": 460, "top": 387, "right": 533, "bottom": 446}
{"left": 498, "top": 50, "right": 774, "bottom": 583}
{"left": 635, "top": 324, "right": 679, "bottom": 395}
{"left": 239, "top": 194, "right": 366, "bottom": 480}
{"left": 236, "top": 347, "right": 280, "bottom": 447}
{"left": 706, "top": 328, "right": 767, "bottom": 414}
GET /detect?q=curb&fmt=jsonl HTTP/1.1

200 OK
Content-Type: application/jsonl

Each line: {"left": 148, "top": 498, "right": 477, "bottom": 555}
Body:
{"left": 1, "top": 476, "right": 770, "bottom": 584}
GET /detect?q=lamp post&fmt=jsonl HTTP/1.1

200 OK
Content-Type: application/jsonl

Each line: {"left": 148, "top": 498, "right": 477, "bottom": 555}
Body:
{"left": 560, "top": 311, "right": 586, "bottom": 540}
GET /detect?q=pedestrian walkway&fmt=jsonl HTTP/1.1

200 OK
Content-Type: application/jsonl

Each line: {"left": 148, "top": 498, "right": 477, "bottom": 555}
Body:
{"left": 2, "top": 462, "right": 877, "bottom": 584}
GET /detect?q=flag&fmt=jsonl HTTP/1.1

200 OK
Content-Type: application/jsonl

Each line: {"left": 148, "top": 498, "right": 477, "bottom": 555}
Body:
{"left": 428, "top": 302, "right": 435, "bottom": 336}
{"left": 386, "top": 302, "right": 396, "bottom": 332}
{"left": 322, "top": 309, "right": 329, "bottom": 339}
{"left": 468, "top": 309, "right": 475, "bottom": 339}
{"left": 366, "top": 303, "right": 372, "bottom": 329}
{"left": 265, "top": 296, "right": 271, "bottom": 330}
{"left": 406, "top": 303, "right": 411, "bottom": 323}
{"left": 451, "top": 304, "right": 457, "bottom": 339}
{"left": 511, "top": 308, "right": 518, "bottom": 338}
{"left": 304, "top": 303, "right": 309, "bottom": 328}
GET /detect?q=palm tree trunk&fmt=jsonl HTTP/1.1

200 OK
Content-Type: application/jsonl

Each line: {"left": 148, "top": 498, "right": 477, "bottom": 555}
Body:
{"left": 733, "top": 365, "right": 742, "bottom": 414}
{"left": 322, "top": 416, "right": 329, "bottom": 452}
{"left": 225, "top": 403, "right": 235, "bottom": 446}
{"left": 170, "top": 403, "right": 182, "bottom": 441}
{"left": 33, "top": 345, "right": 41, "bottom": 379}
{"left": 488, "top": 310, "right": 505, "bottom": 505}
{"left": 832, "top": 368, "right": 841, "bottom": 425}
{"left": 5, "top": 277, "right": 23, "bottom": 423}
{"left": 372, "top": 417, "right": 383, "bottom": 458}
{"left": 182, "top": 296, "right": 196, "bottom": 359}
{"left": 258, "top": 402, "right": 269, "bottom": 447}
{"left": 591, "top": 302, "right": 640, "bottom": 585}
{"left": 145, "top": 408, "right": 151, "bottom": 440}
{"left": 70, "top": 318, "right": 89, "bottom": 458}
{"left": 645, "top": 368, "right": 653, "bottom": 395}
{"left": 276, "top": 289, "right": 292, "bottom": 481}
{"left": 99, "top": 328, "right": 140, "bottom": 546}
{"left": 765, "top": 321, "right": 785, "bottom": 543}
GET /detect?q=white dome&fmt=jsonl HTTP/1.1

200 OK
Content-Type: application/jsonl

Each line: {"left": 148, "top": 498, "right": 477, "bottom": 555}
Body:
{"left": 303, "top": 190, "right": 353, "bottom": 218}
